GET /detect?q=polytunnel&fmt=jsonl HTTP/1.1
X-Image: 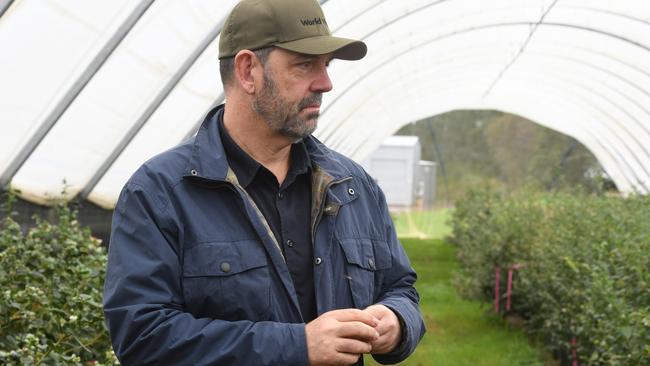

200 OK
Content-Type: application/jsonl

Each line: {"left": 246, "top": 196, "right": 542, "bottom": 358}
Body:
{"left": 1, "top": 0, "right": 649, "bottom": 209}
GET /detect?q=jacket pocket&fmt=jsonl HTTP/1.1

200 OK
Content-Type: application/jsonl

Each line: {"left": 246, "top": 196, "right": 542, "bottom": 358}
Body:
{"left": 182, "top": 240, "right": 271, "bottom": 321}
{"left": 338, "top": 238, "right": 392, "bottom": 309}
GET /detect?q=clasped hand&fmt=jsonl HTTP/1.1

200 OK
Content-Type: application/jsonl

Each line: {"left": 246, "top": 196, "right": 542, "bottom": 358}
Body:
{"left": 305, "top": 305, "right": 401, "bottom": 366}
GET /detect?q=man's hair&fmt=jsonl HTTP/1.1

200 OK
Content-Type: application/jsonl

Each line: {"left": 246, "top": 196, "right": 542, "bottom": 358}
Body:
{"left": 219, "top": 47, "right": 274, "bottom": 88}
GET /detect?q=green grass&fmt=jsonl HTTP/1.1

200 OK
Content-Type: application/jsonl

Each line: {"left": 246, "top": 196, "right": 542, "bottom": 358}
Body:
{"left": 392, "top": 209, "right": 453, "bottom": 239}
{"left": 366, "top": 232, "right": 546, "bottom": 365}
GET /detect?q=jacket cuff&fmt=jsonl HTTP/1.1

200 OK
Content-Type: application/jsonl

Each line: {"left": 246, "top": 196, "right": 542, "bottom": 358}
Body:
{"left": 286, "top": 323, "right": 310, "bottom": 366}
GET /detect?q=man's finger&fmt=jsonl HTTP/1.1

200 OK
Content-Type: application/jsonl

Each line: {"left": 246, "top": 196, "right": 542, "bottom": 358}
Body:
{"left": 364, "top": 304, "right": 391, "bottom": 319}
{"left": 336, "top": 321, "right": 380, "bottom": 341}
{"left": 330, "top": 308, "right": 379, "bottom": 326}
{"left": 335, "top": 338, "right": 373, "bottom": 354}
{"left": 373, "top": 320, "right": 390, "bottom": 335}
{"left": 371, "top": 335, "right": 390, "bottom": 346}
{"left": 334, "top": 352, "right": 362, "bottom": 366}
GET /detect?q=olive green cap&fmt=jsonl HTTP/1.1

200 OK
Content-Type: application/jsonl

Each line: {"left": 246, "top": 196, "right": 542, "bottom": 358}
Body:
{"left": 219, "top": 0, "right": 367, "bottom": 60}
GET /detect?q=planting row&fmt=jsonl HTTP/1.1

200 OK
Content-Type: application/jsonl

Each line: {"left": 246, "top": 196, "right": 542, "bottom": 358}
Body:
{"left": 450, "top": 189, "right": 650, "bottom": 365}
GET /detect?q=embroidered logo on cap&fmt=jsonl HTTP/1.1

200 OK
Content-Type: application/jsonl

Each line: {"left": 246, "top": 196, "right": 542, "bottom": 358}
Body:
{"left": 300, "top": 17, "right": 327, "bottom": 26}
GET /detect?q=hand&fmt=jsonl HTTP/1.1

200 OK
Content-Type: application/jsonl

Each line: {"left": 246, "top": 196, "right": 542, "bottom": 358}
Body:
{"left": 305, "top": 308, "right": 380, "bottom": 366}
{"left": 363, "top": 304, "right": 402, "bottom": 354}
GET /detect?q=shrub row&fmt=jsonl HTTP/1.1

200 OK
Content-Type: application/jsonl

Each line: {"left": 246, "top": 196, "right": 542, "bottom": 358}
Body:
{"left": 0, "top": 196, "right": 117, "bottom": 365}
{"left": 450, "top": 189, "right": 650, "bottom": 365}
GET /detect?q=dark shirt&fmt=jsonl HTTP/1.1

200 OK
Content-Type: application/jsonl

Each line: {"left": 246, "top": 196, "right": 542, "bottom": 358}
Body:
{"left": 218, "top": 116, "right": 317, "bottom": 322}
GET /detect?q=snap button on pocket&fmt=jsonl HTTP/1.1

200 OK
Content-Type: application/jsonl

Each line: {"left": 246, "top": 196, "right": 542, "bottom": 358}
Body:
{"left": 368, "top": 258, "right": 375, "bottom": 270}
{"left": 220, "top": 262, "right": 231, "bottom": 273}
{"left": 315, "top": 257, "right": 322, "bottom": 265}
{"left": 190, "top": 169, "right": 198, "bottom": 176}
{"left": 347, "top": 188, "right": 355, "bottom": 195}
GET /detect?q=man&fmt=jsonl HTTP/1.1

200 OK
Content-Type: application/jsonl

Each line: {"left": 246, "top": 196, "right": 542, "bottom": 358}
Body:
{"left": 103, "top": 0, "right": 425, "bottom": 365}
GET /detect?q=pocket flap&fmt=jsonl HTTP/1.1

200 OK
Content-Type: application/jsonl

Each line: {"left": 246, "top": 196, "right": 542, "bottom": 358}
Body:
{"left": 339, "top": 238, "right": 391, "bottom": 270}
{"left": 183, "top": 240, "right": 268, "bottom": 277}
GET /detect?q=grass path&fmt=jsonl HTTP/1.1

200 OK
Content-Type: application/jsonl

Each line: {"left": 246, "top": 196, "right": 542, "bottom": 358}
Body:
{"left": 392, "top": 210, "right": 453, "bottom": 239}
{"left": 366, "top": 211, "right": 545, "bottom": 365}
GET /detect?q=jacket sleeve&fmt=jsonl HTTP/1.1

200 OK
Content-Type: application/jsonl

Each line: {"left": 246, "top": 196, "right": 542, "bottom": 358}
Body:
{"left": 103, "top": 182, "right": 308, "bottom": 366}
{"left": 368, "top": 179, "right": 426, "bottom": 365}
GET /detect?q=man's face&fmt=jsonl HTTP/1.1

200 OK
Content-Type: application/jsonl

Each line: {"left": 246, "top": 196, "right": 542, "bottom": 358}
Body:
{"left": 252, "top": 49, "right": 333, "bottom": 141}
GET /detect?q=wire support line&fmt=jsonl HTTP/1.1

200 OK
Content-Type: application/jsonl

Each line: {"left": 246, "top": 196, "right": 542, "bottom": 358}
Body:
{"left": 0, "top": 0, "right": 155, "bottom": 189}
{"left": 482, "top": 0, "right": 560, "bottom": 100}
{"left": 79, "top": 15, "right": 229, "bottom": 200}
{"left": 0, "top": 0, "right": 14, "bottom": 19}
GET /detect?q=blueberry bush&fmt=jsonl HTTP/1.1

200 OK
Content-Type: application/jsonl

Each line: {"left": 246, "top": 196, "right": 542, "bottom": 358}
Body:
{"left": 451, "top": 189, "right": 650, "bottom": 365}
{"left": 0, "top": 194, "right": 117, "bottom": 365}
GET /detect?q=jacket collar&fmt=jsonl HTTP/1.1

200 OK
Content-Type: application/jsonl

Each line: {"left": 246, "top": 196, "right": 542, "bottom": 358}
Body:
{"left": 303, "top": 135, "right": 352, "bottom": 181}
{"left": 185, "top": 104, "right": 352, "bottom": 182}
{"left": 184, "top": 104, "right": 230, "bottom": 181}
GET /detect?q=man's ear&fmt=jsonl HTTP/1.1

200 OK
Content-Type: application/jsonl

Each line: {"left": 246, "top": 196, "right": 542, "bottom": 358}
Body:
{"left": 234, "top": 50, "right": 262, "bottom": 95}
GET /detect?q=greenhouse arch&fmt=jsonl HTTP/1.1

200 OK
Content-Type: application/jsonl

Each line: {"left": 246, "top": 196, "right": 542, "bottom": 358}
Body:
{"left": 1, "top": 0, "right": 648, "bottom": 208}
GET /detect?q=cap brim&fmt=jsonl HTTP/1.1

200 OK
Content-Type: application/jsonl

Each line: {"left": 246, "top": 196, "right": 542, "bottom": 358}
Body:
{"left": 275, "top": 35, "right": 367, "bottom": 60}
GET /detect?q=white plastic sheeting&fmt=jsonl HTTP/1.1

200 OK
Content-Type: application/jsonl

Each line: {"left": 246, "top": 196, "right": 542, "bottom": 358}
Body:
{"left": 1, "top": 0, "right": 649, "bottom": 208}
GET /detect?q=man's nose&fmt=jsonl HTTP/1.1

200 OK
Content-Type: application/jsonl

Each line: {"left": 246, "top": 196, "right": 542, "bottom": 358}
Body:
{"left": 311, "top": 66, "right": 333, "bottom": 93}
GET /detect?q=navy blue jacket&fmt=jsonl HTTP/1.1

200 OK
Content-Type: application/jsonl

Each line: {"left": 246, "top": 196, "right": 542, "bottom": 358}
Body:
{"left": 103, "top": 105, "right": 425, "bottom": 365}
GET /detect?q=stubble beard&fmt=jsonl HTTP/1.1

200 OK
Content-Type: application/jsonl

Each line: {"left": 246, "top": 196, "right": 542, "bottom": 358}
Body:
{"left": 252, "top": 68, "right": 322, "bottom": 141}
